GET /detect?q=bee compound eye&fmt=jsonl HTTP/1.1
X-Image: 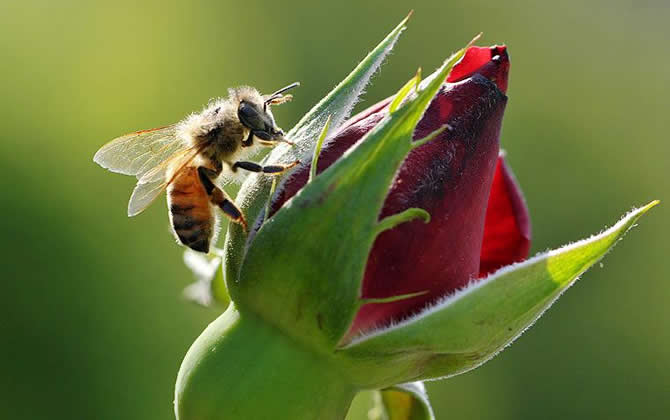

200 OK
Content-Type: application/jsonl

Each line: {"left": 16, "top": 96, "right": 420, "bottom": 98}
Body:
{"left": 237, "top": 101, "right": 265, "bottom": 131}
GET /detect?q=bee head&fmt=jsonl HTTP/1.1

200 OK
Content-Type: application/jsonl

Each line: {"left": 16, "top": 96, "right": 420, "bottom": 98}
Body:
{"left": 236, "top": 82, "right": 300, "bottom": 141}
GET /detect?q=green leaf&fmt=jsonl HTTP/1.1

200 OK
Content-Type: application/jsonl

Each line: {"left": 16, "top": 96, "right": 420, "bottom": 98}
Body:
{"left": 368, "top": 382, "right": 435, "bottom": 420}
{"left": 233, "top": 50, "right": 467, "bottom": 349}
{"left": 339, "top": 201, "right": 658, "bottom": 386}
{"left": 224, "top": 13, "right": 412, "bottom": 292}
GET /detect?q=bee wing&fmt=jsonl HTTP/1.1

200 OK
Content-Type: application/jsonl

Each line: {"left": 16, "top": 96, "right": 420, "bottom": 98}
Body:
{"left": 128, "top": 178, "right": 168, "bottom": 217}
{"left": 94, "top": 124, "right": 185, "bottom": 179}
{"left": 127, "top": 145, "right": 204, "bottom": 217}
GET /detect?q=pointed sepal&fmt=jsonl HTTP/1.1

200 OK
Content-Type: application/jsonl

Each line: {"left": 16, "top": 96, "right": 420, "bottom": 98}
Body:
{"left": 339, "top": 202, "right": 658, "bottom": 386}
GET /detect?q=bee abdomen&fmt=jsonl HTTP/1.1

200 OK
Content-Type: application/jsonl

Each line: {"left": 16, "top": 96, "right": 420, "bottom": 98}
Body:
{"left": 167, "top": 168, "right": 214, "bottom": 253}
{"left": 171, "top": 212, "right": 209, "bottom": 250}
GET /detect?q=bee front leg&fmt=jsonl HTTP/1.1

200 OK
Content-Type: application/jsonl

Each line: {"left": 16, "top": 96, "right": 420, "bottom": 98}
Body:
{"left": 231, "top": 160, "right": 300, "bottom": 175}
{"left": 197, "top": 166, "right": 248, "bottom": 232}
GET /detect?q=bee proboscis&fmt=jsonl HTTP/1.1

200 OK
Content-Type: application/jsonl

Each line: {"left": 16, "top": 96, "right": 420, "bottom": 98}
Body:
{"left": 94, "top": 83, "right": 300, "bottom": 253}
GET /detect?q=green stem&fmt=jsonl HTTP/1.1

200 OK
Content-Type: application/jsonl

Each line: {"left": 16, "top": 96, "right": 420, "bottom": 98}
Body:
{"left": 175, "top": 305, "right": 357, "bottom": 420}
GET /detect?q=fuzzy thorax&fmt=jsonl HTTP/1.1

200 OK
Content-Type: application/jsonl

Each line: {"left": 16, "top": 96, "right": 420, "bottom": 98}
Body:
{"left": 175, "top": 86, "right": 272, "bottom": 181}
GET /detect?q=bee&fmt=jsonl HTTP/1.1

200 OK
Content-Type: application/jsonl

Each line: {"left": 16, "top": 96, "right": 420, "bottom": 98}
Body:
{"left": 94, "top": 82, "right": 300, "bottom": 253}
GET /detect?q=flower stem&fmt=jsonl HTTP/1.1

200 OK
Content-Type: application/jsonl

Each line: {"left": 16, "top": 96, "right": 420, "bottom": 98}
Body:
{"left": 175, "top": 304, "right": 357, "bottom": 420}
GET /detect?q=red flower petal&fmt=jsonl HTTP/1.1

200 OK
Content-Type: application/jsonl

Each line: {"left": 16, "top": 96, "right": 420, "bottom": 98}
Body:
{"left": 448, "top": 45, "right": 509, "bottom": 93}
{"left": 478, "top": 155, "right": 531, "bottom": 277}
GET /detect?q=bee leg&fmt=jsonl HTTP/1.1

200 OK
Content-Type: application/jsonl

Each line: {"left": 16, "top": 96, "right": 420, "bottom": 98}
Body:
{"left": 212, "top": 189, "right": 248, "bottom": 233}
{"left": 231, "top": 160, "right": 300, "bottom": 175}
{"left": 197, "top": 166, "right": 248, "bottom": 232}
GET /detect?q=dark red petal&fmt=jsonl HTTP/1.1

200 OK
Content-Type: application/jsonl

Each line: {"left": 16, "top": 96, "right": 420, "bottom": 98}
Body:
{"left": 448, "top": 45, "right": 509, "bottom": 93}
{"left": 350, "top": 76, "right": 507, "bottom": 334}
{"left": 478, "top": 155, "right": 531, "bottom": 277}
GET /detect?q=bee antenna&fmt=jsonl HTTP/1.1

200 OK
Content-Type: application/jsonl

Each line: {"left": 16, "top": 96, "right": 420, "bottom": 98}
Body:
{"left": 265, "top": 82, "right": 301, "bottom": 105}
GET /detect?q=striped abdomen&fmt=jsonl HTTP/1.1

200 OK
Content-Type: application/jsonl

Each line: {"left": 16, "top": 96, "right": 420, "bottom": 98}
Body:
{"left": 167, "top": 166, "right": 214, "bottom": 253}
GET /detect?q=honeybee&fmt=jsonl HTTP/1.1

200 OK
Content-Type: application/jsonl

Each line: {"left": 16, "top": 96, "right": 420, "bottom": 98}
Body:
{"left": 94, "top": 83, "right": 300, "bottom": 253}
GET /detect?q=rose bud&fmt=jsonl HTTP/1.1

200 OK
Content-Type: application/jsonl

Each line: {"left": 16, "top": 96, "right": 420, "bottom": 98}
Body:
{"left": 175, "top": 16, "right": 657, "bottom": 420}
{"left": 268, "top": 43, "right": 528, "bottom": 338}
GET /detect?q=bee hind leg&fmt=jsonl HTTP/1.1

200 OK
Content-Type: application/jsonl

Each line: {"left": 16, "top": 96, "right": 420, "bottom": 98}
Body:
{"left": 232, "top": 160, "right": 300, "bottom": 175}
{"left": 197, "top": 166, "right": 248, "bottom": 233}
{"left": 212, "top": 189, "right": 248, "bottom": 233}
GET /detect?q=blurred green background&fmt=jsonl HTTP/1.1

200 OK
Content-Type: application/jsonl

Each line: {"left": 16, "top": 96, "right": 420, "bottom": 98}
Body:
{"left": 1, "top": 0, "right": 668, "bottom": 419}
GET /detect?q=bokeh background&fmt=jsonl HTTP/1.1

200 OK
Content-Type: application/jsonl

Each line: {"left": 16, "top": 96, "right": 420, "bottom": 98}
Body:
{"left": 1, "top": 0, "right": 668, "bottom": 419}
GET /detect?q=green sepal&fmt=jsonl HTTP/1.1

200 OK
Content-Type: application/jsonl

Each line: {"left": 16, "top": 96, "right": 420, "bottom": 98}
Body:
{"left": 339, "top": 202, "right": 658, "bottom": 386}
{"left": 389, "top": 69, "right": 421, "bottom": 113}
{"left": 232, "top": 50, "right": 467, "bottom": 349}
{"left": 411, "top": 123, "right": 451, "bottom": 148}
{"left": 368, "top": 382, "right": 435, "bottom": 420}
{"left": 223, "top": 14, "right": 411, "bottom": 294}
{"left": 360, "top": 290, "right": 428, "bottom": 306}
{"left": 310, "top": 114, "right": 332, "bottom": 182}
{"left": 375, "top": 208, "right": 430, "bottom": 235}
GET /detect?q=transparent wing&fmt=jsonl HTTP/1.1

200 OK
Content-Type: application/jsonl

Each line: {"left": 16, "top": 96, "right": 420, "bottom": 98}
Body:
{"left": 94, "top": 124, "right": 186, "bottom": 179}
{"left": 128, "top": 178, "right": 167, "bottom": 217}
{"left": 127, "top": 145, "right": 204, "bottom": 217}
